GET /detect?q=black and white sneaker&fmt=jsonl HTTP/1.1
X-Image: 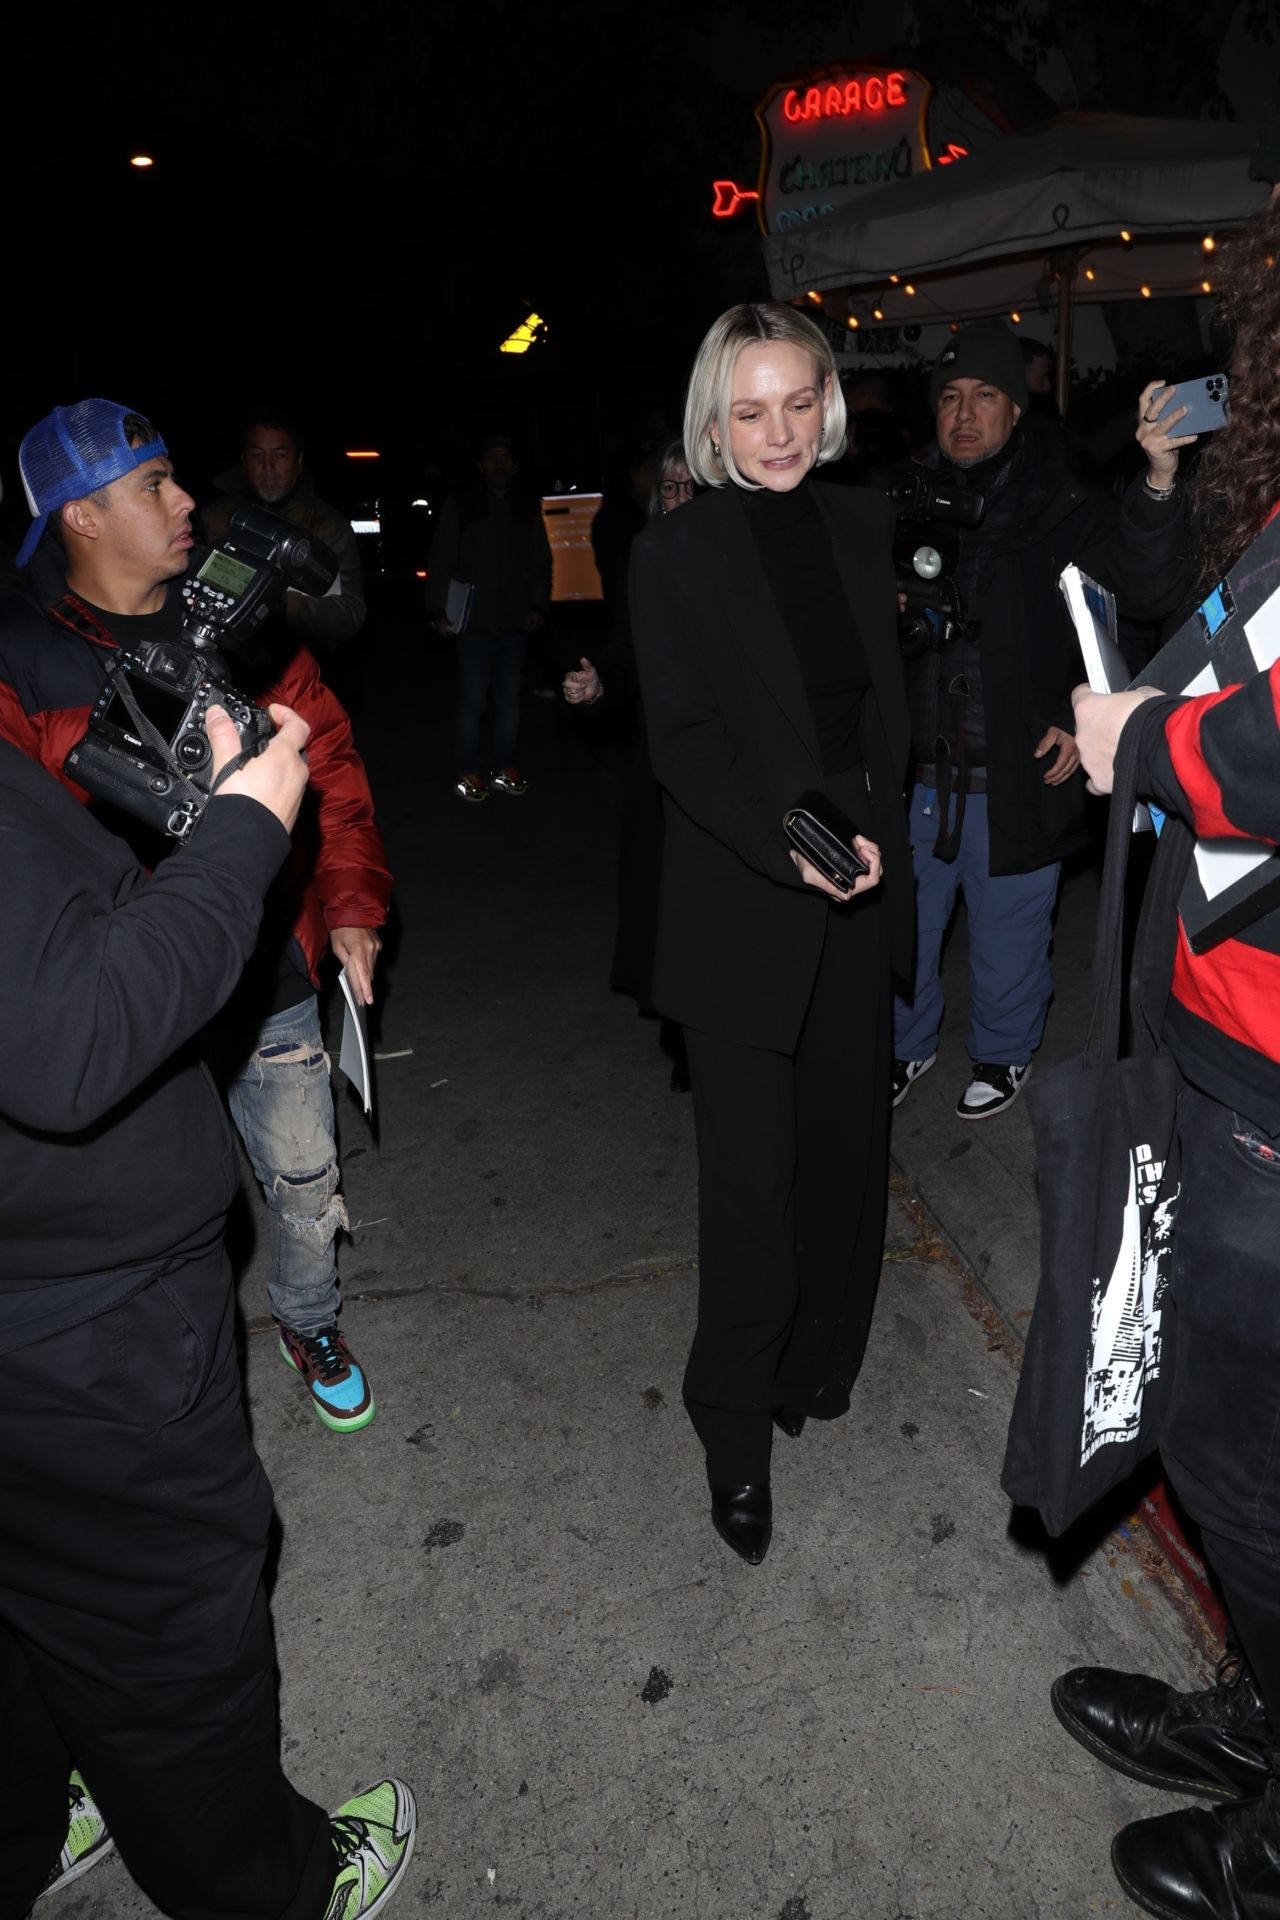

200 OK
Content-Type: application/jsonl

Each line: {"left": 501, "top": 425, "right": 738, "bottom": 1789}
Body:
{"left": 956, "top": 1061, "right": 1030, "bottom": 1120}
{"left": 891, "top": 1054, "right": 937, "bottom": 1108}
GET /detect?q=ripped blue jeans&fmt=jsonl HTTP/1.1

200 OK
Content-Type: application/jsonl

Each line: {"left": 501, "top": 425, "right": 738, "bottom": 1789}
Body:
{"left": 225, "top": 997, "right": 348, "bottom": 1335}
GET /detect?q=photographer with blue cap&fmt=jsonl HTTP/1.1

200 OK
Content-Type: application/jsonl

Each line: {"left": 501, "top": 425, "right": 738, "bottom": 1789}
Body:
{"left": 0, "top": 397, "right": 393, "bottom": 1439}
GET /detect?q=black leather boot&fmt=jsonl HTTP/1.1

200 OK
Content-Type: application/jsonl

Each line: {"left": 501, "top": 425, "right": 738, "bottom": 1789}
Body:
{"left": 1052, "top": 1652, "right": 1274, "bottom": 1802}
{"left": 772, "top": 1408, "right": 806, "bottom": 1440}
{"left": 710, "top": 1484, "right": 772, "bottom": 1564}
{"left": 1112, "top": 1773, "right": 1280, "bottom": 1919}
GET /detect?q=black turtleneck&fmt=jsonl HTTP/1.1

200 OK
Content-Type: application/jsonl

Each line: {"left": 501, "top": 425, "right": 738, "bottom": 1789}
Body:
{"left": 740, "top": 480, "right": 869, "bottom": 775}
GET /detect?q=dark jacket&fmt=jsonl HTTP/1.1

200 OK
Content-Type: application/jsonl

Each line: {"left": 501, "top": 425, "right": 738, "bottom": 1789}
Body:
{"left": 629, "top": 481, "right": 912, "bottom": 1054}
{"left": 425, "top": 485, "right": 552, "bottom": 633}
{"left": 0, "top": 548, "right": 393, "bottom": 985}
{"left": 905, "top": 419, "right": 1191, "bottom": 875}
{"left": 199, "top": 466, "right": 367, "bottom": 653}
{"left": 0, "top": 743, "right": 288, "bottom": 1284}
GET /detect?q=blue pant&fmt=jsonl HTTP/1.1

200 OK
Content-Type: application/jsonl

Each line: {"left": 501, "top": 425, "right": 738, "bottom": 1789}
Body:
{"left": 893, "top": 783, "right": 1060, "bottom": 1066}
{"left": 455, "top": 628, "right": 528, "bottom": 774}
{"left": 1163, "top": 1083, "right": 1280, "bottom": 1727}
{"left": 225, "top": 997, "right": 346, "bottom": 1334}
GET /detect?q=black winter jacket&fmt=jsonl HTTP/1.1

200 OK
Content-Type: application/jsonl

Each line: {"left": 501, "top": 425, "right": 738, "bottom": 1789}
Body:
{"left": 905, "top": 418, "right": 1192, "bottom": 875}
{"left": 0, "top": 744, "right": 289, "bottom": 1284}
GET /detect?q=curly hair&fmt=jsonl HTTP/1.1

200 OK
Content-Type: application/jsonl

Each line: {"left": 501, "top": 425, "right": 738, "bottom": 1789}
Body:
{"left": 1187, "top": 195, "right": 1280, "bottom": 587}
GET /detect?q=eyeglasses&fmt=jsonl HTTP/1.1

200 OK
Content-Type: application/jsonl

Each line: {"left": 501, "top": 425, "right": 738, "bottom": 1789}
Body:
{"left": 659, "top": 477, "right": 696, "bottom": 498}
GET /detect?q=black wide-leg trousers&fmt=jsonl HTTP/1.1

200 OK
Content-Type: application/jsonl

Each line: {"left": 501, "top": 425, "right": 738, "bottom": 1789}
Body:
{"left": 682, "top": 889, "right": 891, "bottom": 1485}
{"left": 0, "top": 1247, "right": 335, "bottom": 1920}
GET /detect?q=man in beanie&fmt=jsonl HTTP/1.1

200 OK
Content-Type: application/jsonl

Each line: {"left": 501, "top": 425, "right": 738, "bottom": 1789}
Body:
{"left": 890, "top": 319, "right": 1193, "bottom": 1119}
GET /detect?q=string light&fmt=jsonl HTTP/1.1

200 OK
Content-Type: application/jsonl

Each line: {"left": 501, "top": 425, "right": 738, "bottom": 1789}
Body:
{"left": 949, "top": 321, "right": 960, "bottom": 334}
{"left": 1120, "top": 229, "right": 1132, "bottom": 244}
{"left": 1202, "top": 279, "right": 1213, "bottom": 294}
{"left": 904, "top": 283, "right": 916, "bottom": 296}
{"left": 888, "top": 274, "right": 900, "bottom": 284}
{"left": 1084, "top": 267, "right": 1096, "bottom": 282}
{"left": 872, "top": 307, "right": 884, "bottom": 320}
{"left": 806, "top": 290, "right": 822, "bottom": 305}
{"left": 1140, "top": 285, "right": 1152, "bottom": 299}
{"left": 1202, "top": 235, "right": 1216, "bottom": 254}
{"left": 846, "top": 315, "right": 859, "bottom": 329}
{"left": 130, "top": 154, "right": 154, "bottom": 168}
{"left": 1010, "top": 310, "right": 1021, "bottom": 323}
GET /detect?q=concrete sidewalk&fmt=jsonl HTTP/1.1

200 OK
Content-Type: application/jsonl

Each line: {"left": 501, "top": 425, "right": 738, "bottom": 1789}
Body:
{"left": 55, "top": 641, "right": 1218, "bottom": 1920}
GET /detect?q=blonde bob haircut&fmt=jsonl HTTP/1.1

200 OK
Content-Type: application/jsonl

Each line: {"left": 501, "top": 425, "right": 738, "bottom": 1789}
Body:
{"left": 683, "top": 302, "right": 848, "bottom": 490}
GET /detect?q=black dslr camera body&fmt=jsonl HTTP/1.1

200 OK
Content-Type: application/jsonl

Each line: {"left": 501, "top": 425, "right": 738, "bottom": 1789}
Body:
{"left": 889, "top": 471, "right": 984, "bottom": 659}
{"left": 65, "top": 505, "right": 339, "bottom": 842}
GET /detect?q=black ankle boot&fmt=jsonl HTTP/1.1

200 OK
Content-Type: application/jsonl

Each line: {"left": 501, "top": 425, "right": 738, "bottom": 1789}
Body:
{"left": 1052, "top": 1652, "right": 1274, "bottom": 1802}
{"left": 772, "top": 1408, "right": 806, "bottom": 1440}
{"left": 710, "top": 1485, "right": 771, "bottom": 1564}
{"left": 1112, "top": 1773, "right": 1280, "bottom": 1918}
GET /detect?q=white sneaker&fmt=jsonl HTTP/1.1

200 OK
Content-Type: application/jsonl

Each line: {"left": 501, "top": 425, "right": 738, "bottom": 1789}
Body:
{"left": 36, "top": 1772, "right": 115, "bottom": 1899}
{"left": 956, "top": 1061, "right": 1031, "bottom": 1120}
{"left": 891, "top": 1053, "right": 937, "bottom": 1108}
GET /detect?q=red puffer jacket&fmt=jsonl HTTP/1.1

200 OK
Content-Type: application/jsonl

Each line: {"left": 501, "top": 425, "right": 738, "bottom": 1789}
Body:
{"left": 0, "top": 557, "right": 392, "bottom": 982}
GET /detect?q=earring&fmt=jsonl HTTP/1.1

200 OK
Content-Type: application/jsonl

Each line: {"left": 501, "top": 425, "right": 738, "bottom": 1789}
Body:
{"left": 820, "top": 420, "right": 827, "bottom": 443}
{"left": 711, "top": 437, "right": 721, "bottom": 460}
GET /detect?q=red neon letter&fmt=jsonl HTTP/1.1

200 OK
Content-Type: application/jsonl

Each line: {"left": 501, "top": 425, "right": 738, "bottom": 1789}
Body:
{"left": 865, "top": 75, "right": 884, "bottom": 111}
{"left": 783, "top": 89, "right": 801, "bottom": 122}
{"left": 803, "top": 87, "right": 822, "bottom": 120}
{"left": 844, "top": 78, "right": 862, "bottom": 114}
{"left": 887, "top": 70, "right": 906, "bottom": 107}
{"left": 824, "top": 84, "right": 844, "bottom": 116}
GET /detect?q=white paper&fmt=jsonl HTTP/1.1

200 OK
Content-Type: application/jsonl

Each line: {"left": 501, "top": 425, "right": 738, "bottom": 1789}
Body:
{"left": 338, "top": 967, "right": 373, "bottom": 1117}
{"left": 1059, "top": 564, "right": 1151, "bottom": 830}
{"left": 1193, "top": 835, "right": 1276, "bottom": 903}
{"left": 445, "top": 578, "right": 475, "bottom": 635}
{"left": 1059, "top": 564, "right": 1128, "bottom": 694}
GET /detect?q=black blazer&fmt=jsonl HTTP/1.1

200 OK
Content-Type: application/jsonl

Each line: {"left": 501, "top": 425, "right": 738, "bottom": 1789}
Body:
{"left": 629, "top": 480, "right": 912, "bottom": 1053}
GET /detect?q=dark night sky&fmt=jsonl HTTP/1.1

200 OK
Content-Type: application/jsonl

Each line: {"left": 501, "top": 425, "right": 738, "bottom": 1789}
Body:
{"left": 3, "top": 0, "right": 1268, "bottom": 529}
{"left": 5, "top": 0, "right": 824, "bottom": 516}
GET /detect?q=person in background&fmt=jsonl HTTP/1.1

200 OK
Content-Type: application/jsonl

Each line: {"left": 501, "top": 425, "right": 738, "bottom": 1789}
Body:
{"left": 1051, "top": 184, "right": 1280, "bottom": 1920}
{"left": 563, "top": 442, "right": 698, "bottom": 1091}
{"left": 199, "top": 408, "right": 368, "bottom": 669}
{"left": 629, "top": 303, "right": 912, "bottom": 1567}
{"left": 426, "top": 433, "right": 552, "bottom": 803}
{"left": 890, "top": 319, "right": 1192, "bottom": 1122}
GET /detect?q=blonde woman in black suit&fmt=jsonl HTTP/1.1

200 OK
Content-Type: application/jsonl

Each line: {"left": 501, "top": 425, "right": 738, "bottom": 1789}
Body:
{"left": 630, "top": 303, "right": 913, "bottom": 1564}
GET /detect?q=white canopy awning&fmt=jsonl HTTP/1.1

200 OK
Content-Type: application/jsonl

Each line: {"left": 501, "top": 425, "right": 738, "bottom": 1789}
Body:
{"left": 763, "top": 112, "right": 1268, "bottom": 317}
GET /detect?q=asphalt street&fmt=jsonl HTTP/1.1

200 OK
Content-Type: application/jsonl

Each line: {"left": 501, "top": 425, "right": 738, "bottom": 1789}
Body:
{"left": 53, "top": 606, "right": 1219, "bottom": 1920}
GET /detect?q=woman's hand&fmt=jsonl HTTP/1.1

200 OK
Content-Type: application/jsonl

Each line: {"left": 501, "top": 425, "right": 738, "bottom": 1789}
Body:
{"left": 563, "top": 657, "right": 602, "bottom": 704}
{"left": 791, "top": 834, "right": 882, "bottom": 901}
{"left": 1135, "top": 378, "right": 1197, "bottom": 490}
{"left": 1071, "top": 683, "right": 1164, "bottom": 794}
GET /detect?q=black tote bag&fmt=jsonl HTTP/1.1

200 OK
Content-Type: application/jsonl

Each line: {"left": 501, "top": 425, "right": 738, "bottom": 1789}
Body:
{"left": 1001, "top": 713, "right": 1192, "bottom": 1538}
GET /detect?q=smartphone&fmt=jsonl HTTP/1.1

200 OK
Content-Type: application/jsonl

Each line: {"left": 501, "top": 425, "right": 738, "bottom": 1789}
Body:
{"left": 1150, "top": 372, "right": 1230, "bottom": 436}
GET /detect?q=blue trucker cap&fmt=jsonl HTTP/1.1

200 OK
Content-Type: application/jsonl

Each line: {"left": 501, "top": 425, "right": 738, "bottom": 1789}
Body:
{"left": 17, "top": 399, "right": 167, "bottom": 567}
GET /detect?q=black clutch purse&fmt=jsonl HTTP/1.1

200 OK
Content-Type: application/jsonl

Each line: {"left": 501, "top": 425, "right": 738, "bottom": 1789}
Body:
{"left": 783, "top": 789, "right": 870, "bottom": 890}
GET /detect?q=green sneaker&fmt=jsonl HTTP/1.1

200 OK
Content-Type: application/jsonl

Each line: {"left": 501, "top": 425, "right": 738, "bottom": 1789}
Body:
{"left": 324, "top": 1777, "right": 416, "bottom": 1919}
{"left": 37, "top": 1770, "right": 115, "bottom": 1899}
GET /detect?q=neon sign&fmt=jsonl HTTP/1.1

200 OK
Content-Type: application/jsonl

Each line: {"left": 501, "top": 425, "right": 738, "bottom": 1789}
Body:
{"left": 712, "top": 181, "right": 760, "bottom": 219}
{"left": 754, "top": 66, "right": 933, "bottom": 235}
{"left": 782, "top": 71, "right": 908, "bottom": 123}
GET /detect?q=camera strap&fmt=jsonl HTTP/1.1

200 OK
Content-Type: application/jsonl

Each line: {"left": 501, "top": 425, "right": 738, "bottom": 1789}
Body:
{"left": 931, "top": 675, "right": 970, "bottom": 863}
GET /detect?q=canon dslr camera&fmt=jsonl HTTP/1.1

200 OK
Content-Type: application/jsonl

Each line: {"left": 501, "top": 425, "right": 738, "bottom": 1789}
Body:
{"left": 889, "top": 471, "right": 984, "bottom": 658}
{"left": 65, "top": 505, "right": 338, "bottom": 841}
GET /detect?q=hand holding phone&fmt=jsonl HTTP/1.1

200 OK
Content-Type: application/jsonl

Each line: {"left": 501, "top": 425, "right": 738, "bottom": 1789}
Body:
{"left": 1150, "top": 373, "right": 1230, "bottom": 436}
